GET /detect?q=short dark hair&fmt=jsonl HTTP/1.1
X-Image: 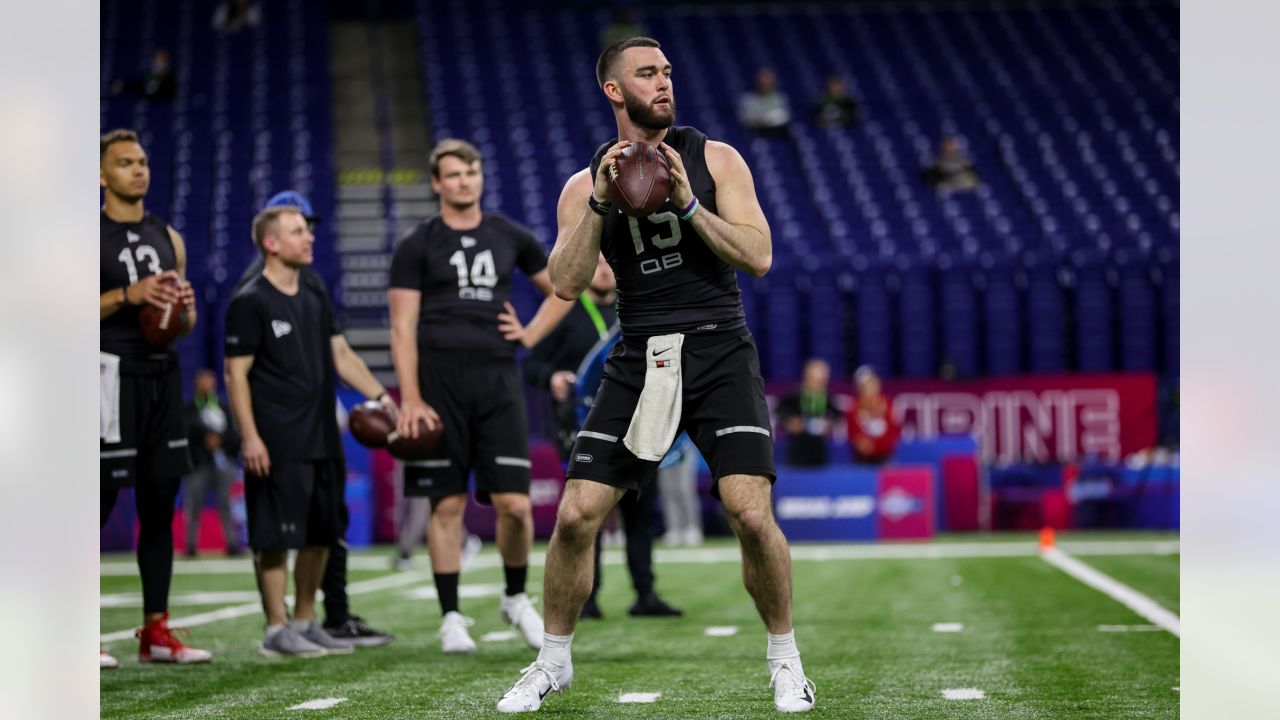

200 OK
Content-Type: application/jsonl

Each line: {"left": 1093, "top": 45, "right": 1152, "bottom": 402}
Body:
{"left": 596, "top": 36, "right": 662, "bottom": 88}
{"left": 428, "top": 139, "right": 482, "bottom": 179}
{"left": 100, "top": 128, "right": 141, "bottom": 160}
{"left": 252, "top": 205, "right": 301, "bottom": 257}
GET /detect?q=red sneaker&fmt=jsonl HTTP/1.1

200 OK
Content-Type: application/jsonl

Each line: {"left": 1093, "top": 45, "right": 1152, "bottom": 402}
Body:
{"left": 136, "top": 613, "right": 213, "bottom": 664}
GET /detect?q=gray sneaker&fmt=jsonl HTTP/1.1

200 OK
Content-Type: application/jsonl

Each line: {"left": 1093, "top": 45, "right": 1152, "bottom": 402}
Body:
{"left": 292, "top": 620, "right": 355, "bottom": 654}
{"left": 260, "top": 625, "right": 327, "bottom": 658}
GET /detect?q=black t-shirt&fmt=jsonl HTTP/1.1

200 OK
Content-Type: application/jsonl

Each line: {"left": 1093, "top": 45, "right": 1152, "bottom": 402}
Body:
{"left": 588, "top": 125, "right": 747, "bottom": 340}
{"left": 100, "top": 211, "right": 179, "bottom": 358}
{"left": 389, "top": 214, "right": 548, "bottom": 358}
{"left": 224, "top": 273, "right": 341, "bottom": 461}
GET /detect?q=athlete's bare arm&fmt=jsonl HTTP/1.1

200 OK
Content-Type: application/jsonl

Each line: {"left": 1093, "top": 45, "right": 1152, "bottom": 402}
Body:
{"left": 331, "top": 334, "right": 389, "bottom": 404}
{"left": 225, "top": 355, "right": 269, "bottom": 476}
{"left": 169, "top": 226, "right": 199, "bottom": 332}
{"left": 548, "top": 142, "right": 632, "bottom": 299}
{"left": 388, "top": 287, "right": 442, "bottom": 438}
{"left": 98, "top": 272, "right": 182, "bottom": 320}
{"left": 661, "top": 140, "right": 772, "bottom": 278}
{"left": 497, "top": 270, "right": 576, "bottom": 348}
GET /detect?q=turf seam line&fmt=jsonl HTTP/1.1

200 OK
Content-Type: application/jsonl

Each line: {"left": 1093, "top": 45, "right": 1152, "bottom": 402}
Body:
{"left": 1040, "top": 547, "right": 1181, "bottom": 637}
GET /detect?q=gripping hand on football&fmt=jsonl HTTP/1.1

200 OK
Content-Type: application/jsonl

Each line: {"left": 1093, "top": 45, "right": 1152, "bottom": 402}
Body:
{"left": 126, "top": 270, "right": 182, "bottom": 309}
{"left": 659, "top": 142, "right": 695, "bottom": 209}
{"left": 397, "top": 396, "right": 442, "bottom": 439}
{"left": 593, "top": 140, "right": 633, "bottom": 204}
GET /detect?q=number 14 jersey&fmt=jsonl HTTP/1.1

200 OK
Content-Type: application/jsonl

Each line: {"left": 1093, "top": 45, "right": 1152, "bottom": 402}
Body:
{"left": 390, "top": 213, "right": 548, "bottom": 359}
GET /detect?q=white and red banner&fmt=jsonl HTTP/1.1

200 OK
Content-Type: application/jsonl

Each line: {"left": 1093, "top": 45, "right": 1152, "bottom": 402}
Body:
{"left": 882, "top": 374, "right": 1157, "bottom": 464}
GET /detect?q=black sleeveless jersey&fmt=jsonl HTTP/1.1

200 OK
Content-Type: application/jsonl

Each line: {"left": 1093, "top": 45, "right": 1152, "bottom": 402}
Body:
{"left": 588, "top": 125, "right": 746, "bottom": 339}
{"left": 100, "top": 211, "right": 178, "bottom": 358}
{"left": 389, "top": 213, "right": 549, "bottom": 358}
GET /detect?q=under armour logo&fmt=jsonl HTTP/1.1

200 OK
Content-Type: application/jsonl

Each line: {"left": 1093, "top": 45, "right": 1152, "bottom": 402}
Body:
{"left": 281, "top": 522, "right": 297, "bottom": 534}
{"left": 461, "top": 236, "right": 477, "bottom": 248}
{"left": 271, "top": 320, "right": 292, "bottom": 338}
{"left": 126, "top": 231, "right": 141, "bottom": 243}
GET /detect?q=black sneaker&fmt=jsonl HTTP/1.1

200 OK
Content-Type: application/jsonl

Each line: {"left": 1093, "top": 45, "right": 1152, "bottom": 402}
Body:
{"left": 629, "top": 592, "right": 683, "bottom": 617}
{"left": 580, "top": 596, "right": 603, "bottom": 620}
{"left": 323, "top": 616, "right": 394, "bottom": 646}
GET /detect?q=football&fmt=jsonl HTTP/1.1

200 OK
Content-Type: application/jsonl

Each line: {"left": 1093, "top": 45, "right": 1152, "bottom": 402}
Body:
{"left": 349, "top": 401, "right": 396, "bottom": 448}
{"left": 606, "top": 141, "right": 672, "bottom": 216}
{"left": 387, "top": 420, "right": 444, "bottom": 461}
{"left": 138, "top": 278, "right": 190, "bottom": 347}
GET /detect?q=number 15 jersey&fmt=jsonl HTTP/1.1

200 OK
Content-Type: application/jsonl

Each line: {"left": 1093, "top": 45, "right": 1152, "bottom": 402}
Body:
{"left": 390, "top": 213, "right": 548, "bottom": 359}
{"left": 588, "top": 125, "right": 747, "bottom": 340}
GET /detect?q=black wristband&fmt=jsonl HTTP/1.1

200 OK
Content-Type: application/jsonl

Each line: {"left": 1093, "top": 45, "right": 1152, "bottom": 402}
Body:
{"left": 588, "top": 194, "right": 612, "bottom": 216}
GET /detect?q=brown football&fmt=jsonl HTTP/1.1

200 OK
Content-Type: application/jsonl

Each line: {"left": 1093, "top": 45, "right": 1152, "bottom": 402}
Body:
{"left": 387, "top": 420, "right": 444, "bottom": 461}
{"left": 349, "top": 401, "right": 396, "bottom": 448}
{"left": 606, "top": 142, "right": 672, "bottom": 216}
{"left": 138, "top": 278, "right": 190, "bottom": 347}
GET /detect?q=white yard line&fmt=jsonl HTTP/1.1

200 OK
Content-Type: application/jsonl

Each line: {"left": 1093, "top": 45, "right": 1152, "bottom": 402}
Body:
{"left": 942, "top": 688, "right": 986, "bottom": 700}
{"left": 102, "top": 539, "right": 1179, "bottom": 576}
{"left": 289, "top": 698, "right": 347, "bottom": 710}
{"left": 1041, "top": 547, "right": 1181, "bottom": 637}
{"left": 101, "top": 570, "right": 432, "bottom": 642}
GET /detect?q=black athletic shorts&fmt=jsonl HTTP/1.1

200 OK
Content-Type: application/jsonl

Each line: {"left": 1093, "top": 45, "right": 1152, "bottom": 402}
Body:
{"left": 245, "top": 458, "right": 343, "bottom": 550}
{"left": 403, "top": 351, "right": 531, "bottom": 504}
{"left": 100, "top": 354, "right": 193, "bottom": 488}
{"left": 568, "top": 331, "right": 776, "bottom": 500}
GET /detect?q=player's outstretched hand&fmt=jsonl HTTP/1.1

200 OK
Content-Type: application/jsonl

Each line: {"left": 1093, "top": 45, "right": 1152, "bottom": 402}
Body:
{"left": 128, "top": 270, "right": 182, "bottom": 309}
{"left": 593, "top": 140, "right": 633, "bottom": 203}
{"left": 659, "top": 142, "right": 695, "bottom": 209}
{"left": 498, "top": 301, "right": 530, "bottom": 347}
{"left": 398, "top": 397, "right": 442, "bottom": 438}
{"left": 242, "top": 434, "right": 271, "bottom": 477}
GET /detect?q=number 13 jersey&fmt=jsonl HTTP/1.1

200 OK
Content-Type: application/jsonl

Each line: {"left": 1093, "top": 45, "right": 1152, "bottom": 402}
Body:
{"left": 588, "top": 125, "right": 746, "bottom": 340}
{"left": 390, "top": 213, "right": 548, "bottom": 359}
{"left": 100, "top": 211, "right": 178, "bottom": 358}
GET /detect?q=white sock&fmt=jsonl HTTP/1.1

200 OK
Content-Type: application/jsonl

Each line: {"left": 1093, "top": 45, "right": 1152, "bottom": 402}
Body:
{"left": 264, "top": 624, "right": 285, "bottom": 638}
{"left": 287, "top": 618, "right": 312, "bottom": 632}
{"left": 538, "top": 631, "right": 573, "bottom": 668}
{"left": 767, "top": 630, "right": 801, "bottom": 665}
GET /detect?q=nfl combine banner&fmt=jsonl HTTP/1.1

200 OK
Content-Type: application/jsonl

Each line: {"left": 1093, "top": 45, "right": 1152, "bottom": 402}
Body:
{"left": 884, "top": 374, "right": 1157, "bottom": 463}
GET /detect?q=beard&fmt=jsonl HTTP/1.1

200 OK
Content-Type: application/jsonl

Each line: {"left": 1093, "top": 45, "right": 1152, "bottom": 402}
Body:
{"left": 622, "top": 88, "right": 676, "bottom": 131}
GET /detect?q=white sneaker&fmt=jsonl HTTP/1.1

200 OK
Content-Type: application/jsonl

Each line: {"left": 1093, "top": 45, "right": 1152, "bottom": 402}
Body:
{"left": 496, "top": 659, "right": 573, "bottom": 713}
{"left": 439, "top": 611, "right": 477, "bottom": 654}
{"left": 100, "top": 648, "right": 118, "bottom": 669}
{"left": 682, "top": 527, "right": 704, "bottom": 547}
{"left": 769, "top": 660, "right": 816, "bottom": 712}
{"left": 500, "top": 593, "right": 545, "bottom": 649}
{"left": 661, "top": 529, "right": 683, "bottom": 547}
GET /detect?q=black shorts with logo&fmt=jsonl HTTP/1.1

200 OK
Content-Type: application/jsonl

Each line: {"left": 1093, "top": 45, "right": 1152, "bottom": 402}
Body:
{"left": 100, "top": 354, "right": 193, "bottom": 488}
{"left": 403, "top": 351, "right": 531, "bottom": 504}
{"left": 567, "top": 331, "right": 776, "bottom": 500}
{"left": 245, "top": 458, "right": 343, "bottom": 551}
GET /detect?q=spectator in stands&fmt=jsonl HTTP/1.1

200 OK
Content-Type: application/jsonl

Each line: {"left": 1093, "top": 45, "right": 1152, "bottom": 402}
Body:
{"left": 738, "top": 68, "right": 792, "bottom": 136}
{"left": 846, "top": 365, "right": 901, "bottom": 464}
{"left": 110, "top": 49, "right": 176, "bottom": 103}
{"left": 776, "top": 358, "right": 843, "bottom": 467}
{"left": 923, "top": 134, "right": 980, "bottom": 192}
{"left": 183, "top": 369, "right": 241, "bottom": 557}
{"left": 812, "top": 75, "right": 860, "bottom": 128}
{"left": 599, "top": 9, "right": 647, "bottom": 51}
{"left": 212, "top": 0, "right": 261, "bottom": 32}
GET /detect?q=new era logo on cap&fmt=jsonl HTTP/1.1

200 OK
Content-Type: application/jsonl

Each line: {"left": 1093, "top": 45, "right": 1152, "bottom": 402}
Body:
{"left": 271, "top": 320, "right": 292, "bottom": 338}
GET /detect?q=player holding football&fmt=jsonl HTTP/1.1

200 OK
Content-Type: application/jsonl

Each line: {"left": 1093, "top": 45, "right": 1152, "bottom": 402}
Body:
{"left": 99, "top": 128, "right": 211, "bottom": 667}
{"left": 389, "top": 139, "right": 574, "bottom": 655}
{"left": 497, "top": 37, "right": 816, "bottom": 713}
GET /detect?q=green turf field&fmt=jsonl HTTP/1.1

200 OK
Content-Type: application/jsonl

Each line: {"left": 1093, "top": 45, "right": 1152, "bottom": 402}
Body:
{"left": 101, "top": 534, "right": 1179, "bottom": 719}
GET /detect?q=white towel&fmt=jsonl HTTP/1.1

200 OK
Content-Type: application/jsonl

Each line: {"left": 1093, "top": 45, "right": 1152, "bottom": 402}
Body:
{"left": 623, "top": 333, "right": 685, "bottom": 461}
{"left": 100, "top": 352, "right": 122, "bottom": 443}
